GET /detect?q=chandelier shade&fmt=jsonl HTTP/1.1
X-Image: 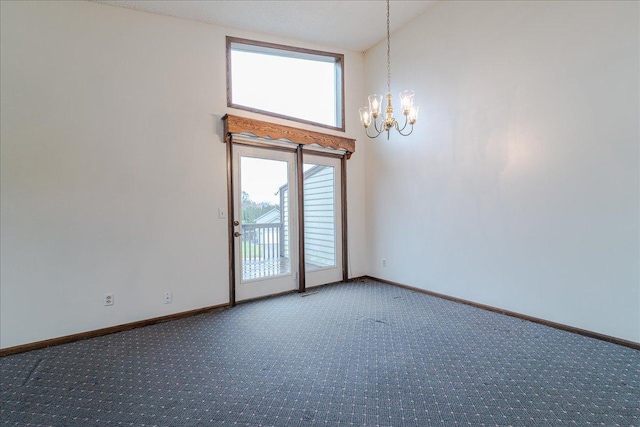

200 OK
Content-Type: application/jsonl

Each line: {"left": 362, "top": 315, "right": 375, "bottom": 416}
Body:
{"left": 359, "top": 0, "right": 418, "bottom": 139}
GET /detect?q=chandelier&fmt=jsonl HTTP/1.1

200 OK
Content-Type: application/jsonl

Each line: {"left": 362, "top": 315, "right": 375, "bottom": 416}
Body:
{"left": 359, "top": 0, "right": 418, "bottom": 139}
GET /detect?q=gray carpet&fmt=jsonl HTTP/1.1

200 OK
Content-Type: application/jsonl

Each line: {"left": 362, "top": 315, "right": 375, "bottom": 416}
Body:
{"left": 1, "top": 279, "right": 639, "bottom": 426}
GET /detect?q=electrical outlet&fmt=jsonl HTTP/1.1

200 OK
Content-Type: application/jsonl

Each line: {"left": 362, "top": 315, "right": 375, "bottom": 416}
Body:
{"left": 104, "top": 293, "right": 114, "bottom": 306}
{"left": 382, "top": 259, "right": 387, "bottom": 267}
{"left": 164, "top": 291, "right": 172, "bottom": 304}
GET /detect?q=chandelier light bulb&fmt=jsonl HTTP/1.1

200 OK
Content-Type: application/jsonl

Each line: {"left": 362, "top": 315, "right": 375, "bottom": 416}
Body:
{"left": 399, "top": 90, "right": 415, "bottom": 115}
{"left": 368, "top": 94, "right": 383, "bottom": 118}
{"left": 359, "top": 107, "right": 372, "bottom": 128}
{"left": 408, "top": 104, "right": 419, "bottom": 125}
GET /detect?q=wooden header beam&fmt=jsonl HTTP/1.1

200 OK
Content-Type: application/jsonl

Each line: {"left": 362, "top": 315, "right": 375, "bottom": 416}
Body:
{"left": 222, "top": 114, "right": 355, "bottom": 158}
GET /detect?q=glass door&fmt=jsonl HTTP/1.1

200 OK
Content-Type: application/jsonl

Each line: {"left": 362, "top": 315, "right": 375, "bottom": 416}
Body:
{"left": 303, "top": 154, "right": 342, "bottom": 287}
{"left": 233, "top": 145, "right": 298, "bottom": 301}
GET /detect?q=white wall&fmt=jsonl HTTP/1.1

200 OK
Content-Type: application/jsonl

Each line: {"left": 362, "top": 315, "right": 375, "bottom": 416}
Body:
{"left": 6, "top": 0, "right": 635, "bottom": 350}
{"left": 0, "top": 0, "right": 367, "bottom": 349}
{"left": 365, "top": 0, "right": 639, "bottom": 343}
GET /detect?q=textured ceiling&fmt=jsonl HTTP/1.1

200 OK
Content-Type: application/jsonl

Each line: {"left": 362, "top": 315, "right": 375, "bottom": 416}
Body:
{"left": 95, "top": 1, "right": 436, "bottom": 52}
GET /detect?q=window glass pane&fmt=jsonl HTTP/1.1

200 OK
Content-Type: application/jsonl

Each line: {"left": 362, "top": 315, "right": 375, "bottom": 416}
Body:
{"left": 228, "top": 38, "right": 343, "bottom": 130}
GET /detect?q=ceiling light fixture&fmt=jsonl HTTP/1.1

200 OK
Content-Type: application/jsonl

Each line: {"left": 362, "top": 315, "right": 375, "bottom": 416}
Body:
{"left": 359, "top": 0, "right": 418, "bottom": 140}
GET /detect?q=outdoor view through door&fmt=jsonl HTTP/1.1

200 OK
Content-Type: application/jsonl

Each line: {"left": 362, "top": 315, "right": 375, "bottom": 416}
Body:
{"left": 232, "top": 145, "right": 342, "bottom": 301}
{"left": 303, "top": 163, "right": 336, "bottom": 271}
{"left": 240, "top": 156, "right": 291, "bottom": 281}
{"left": 241, "top": 161, "right": 338, "bottom": 279}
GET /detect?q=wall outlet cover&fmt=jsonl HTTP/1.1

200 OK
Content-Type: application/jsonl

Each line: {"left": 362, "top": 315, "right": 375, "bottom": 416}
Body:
{"left": 104, "top": 293, "right": 114, "bottom": 306}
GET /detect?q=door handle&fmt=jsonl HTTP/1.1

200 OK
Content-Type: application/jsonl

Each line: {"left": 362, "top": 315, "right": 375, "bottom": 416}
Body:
{"left": 234, "top": 231, "right": 242, "bottom": 237}
{"left": 233, "top": 220, "right": 240, "bottom": 226}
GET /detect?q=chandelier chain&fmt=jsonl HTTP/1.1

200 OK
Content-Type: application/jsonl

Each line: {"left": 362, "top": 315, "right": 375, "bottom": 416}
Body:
{"left": 386, "top": 0, "right": 391, "bottom": 94}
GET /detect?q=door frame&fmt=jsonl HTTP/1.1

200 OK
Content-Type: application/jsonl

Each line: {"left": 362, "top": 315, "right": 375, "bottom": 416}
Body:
{"left": 223, "top": 115, "right": 355, "bottom": 306}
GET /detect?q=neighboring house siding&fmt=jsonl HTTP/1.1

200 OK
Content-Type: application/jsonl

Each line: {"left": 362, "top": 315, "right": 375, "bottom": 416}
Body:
{"left": 304, "top": 165, "right": 335, "bottom": 268}
{"left": 254, "top": 208, "right": 281, "bottom": 259}
{"left": 278, "top": 165, "right": 336, "bottom": 267}
{"left": 254, "top": 208, "right": 280, "bottom": 224}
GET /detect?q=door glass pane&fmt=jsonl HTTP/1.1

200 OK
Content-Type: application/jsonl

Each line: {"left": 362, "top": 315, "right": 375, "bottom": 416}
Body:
{"left": 303, "top": 163, "right": 336, "bottom": 271}
{"left": 240, "top": 157, "right": 290, "bottom": 281}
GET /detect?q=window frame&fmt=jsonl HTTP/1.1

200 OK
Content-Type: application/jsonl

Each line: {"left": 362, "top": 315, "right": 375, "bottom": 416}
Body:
{"left": 226, "top": 36, "right": 345, "bottom": 132}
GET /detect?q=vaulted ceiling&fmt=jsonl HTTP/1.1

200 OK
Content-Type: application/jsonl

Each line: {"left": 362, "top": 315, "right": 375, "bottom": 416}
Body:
{"left": 95, "top": 1, "right": 436, "bottom": 52}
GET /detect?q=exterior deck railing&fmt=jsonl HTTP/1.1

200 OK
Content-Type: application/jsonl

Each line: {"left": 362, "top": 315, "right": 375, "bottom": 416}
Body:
{"left": 241, "top": 223, "right": 287, "bottom": 280}
{"left": 241, "top": 223, "right": 284, "bottom": 262}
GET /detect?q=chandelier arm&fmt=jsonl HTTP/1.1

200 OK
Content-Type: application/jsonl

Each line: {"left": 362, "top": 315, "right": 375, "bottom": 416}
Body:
{"left": 365, "top": 125, "right": 384, "bottom": 139}
{"left": 396, "top": 124, "right": 415, "bottom": 137}
{"left": 372, "top": 117, "right": 384, "bottom": 134}
{"left": 394, "top": 114, "right": 410, "bottom": 133}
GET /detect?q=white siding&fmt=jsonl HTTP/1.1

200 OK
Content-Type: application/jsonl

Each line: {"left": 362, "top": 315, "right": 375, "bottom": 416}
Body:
{"left": 304, "top": 165, "right": 335, "bottom": 269}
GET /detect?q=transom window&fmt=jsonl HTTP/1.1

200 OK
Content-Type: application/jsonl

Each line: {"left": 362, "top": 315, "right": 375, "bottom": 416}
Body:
{"left": 227, "top": 37, "right": 344, "bottom": 131}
